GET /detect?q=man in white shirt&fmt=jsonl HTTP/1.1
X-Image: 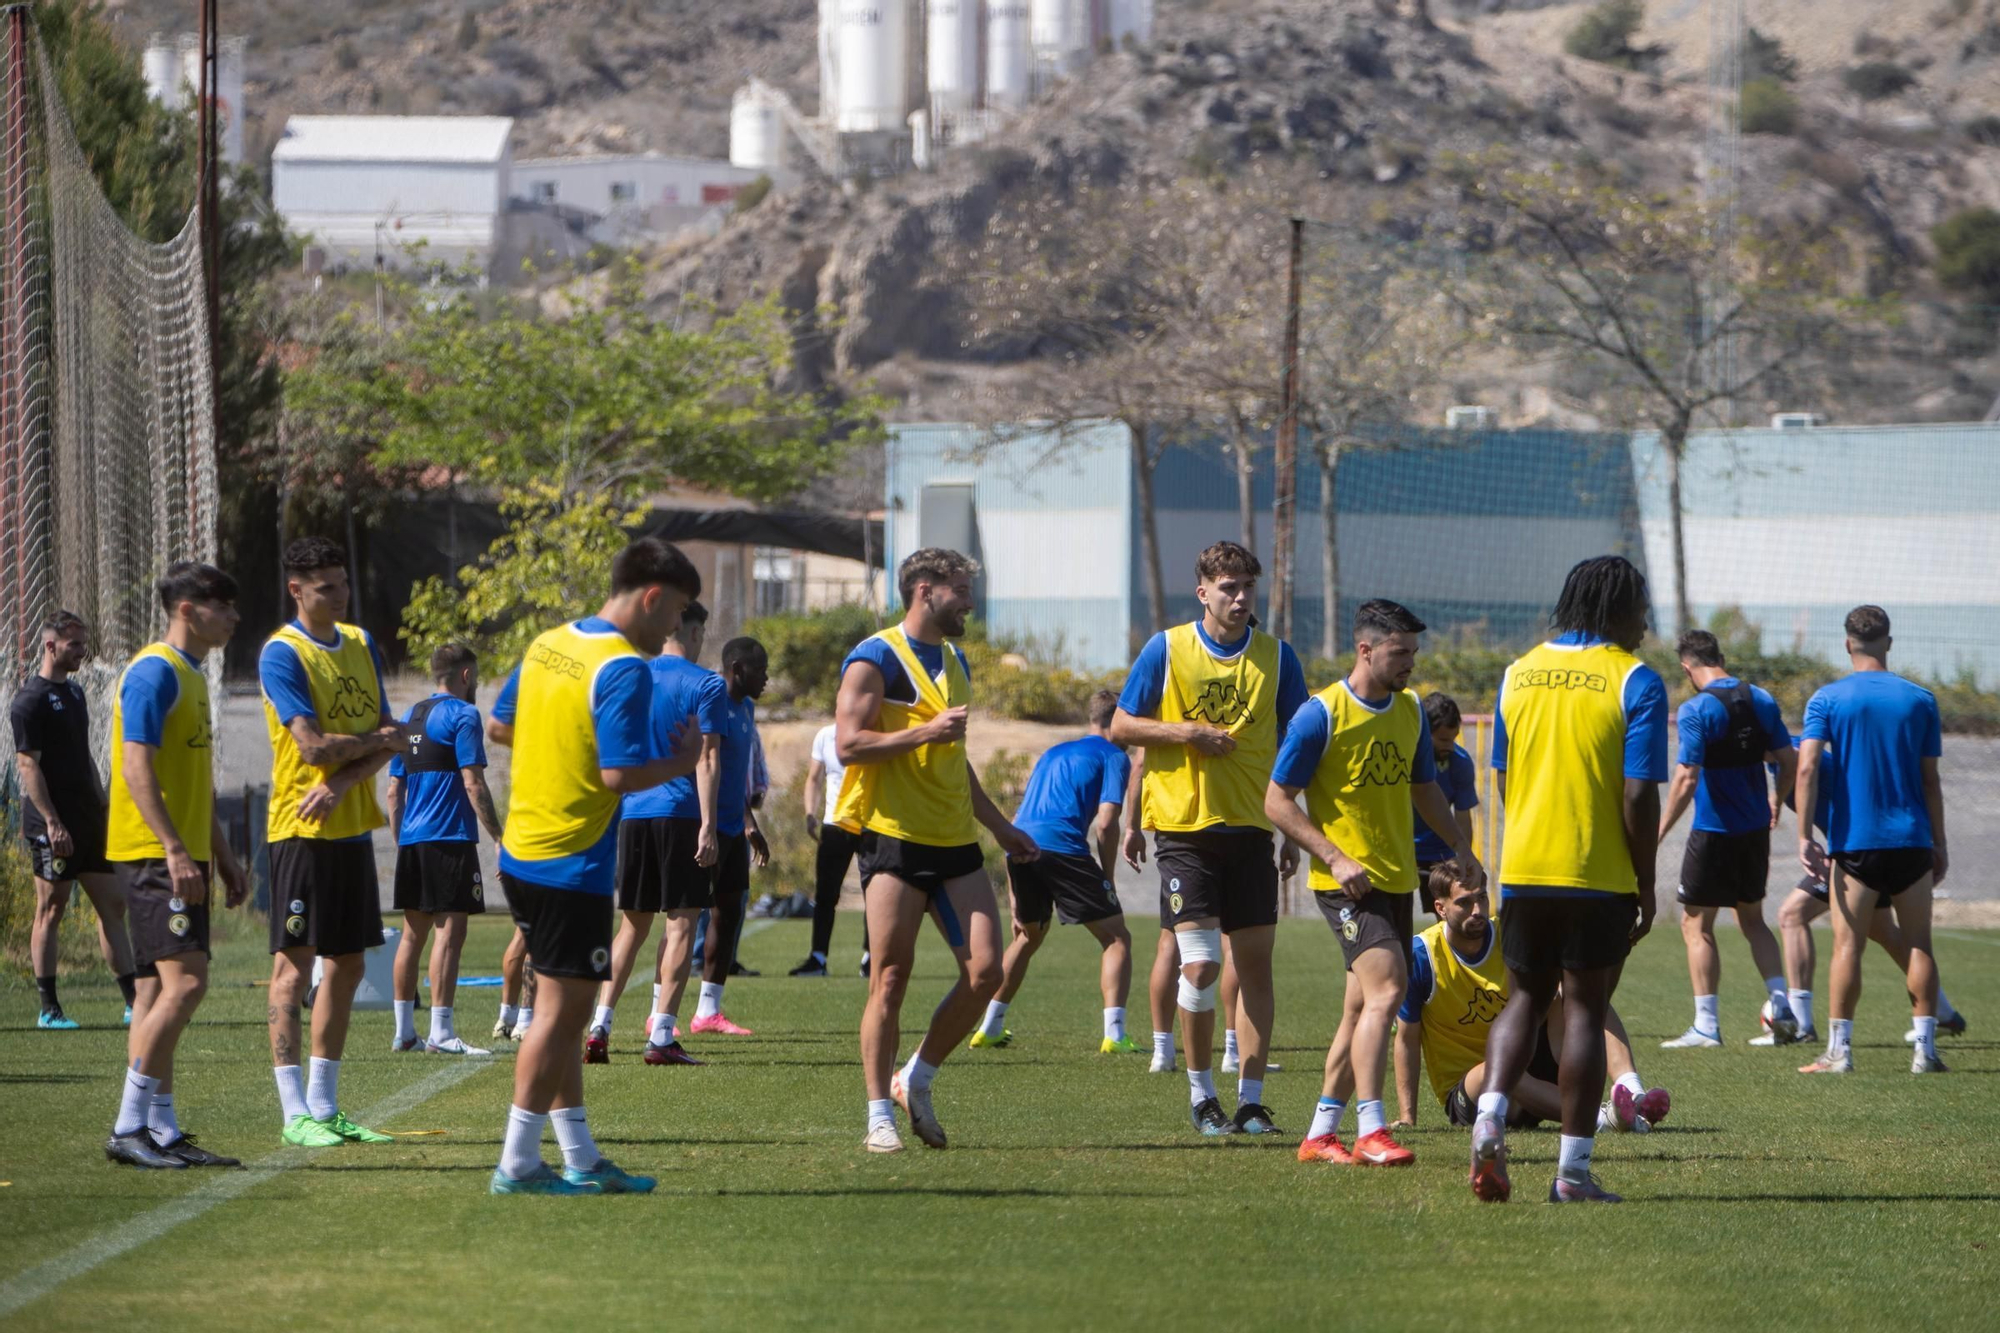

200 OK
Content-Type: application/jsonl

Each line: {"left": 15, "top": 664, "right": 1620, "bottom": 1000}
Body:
{"left": 789, "top": 722, "right": 870, "bottom": 976}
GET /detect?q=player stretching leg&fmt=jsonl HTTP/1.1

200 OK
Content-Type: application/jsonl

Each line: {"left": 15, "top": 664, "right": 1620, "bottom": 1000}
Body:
{"left": 974, "top": 690, "right": 1138, "bottom": 1053}
{"left": 103, "top": 564, "right": 250, "bottom": 1168}
{"left": 1110, "top": 542, "right": 1308, "bottom": 1137}
{"left": 1266, "top": 600, "right": 1485, "bottom": 1167}
{"left": 489, "top": 538, "right": 702, "bottom": 1194}
{"left": 1473, "top": 556, "right": 1669, "bottom": 1204}
{"left": 261, "top": 539, "right": 406, "bottom": 1150}
{"left": 1795, "top": 606, "right": 1949, "bottom": 1075}
{"left": 837, "top": 549, "right": 1037, "bottom": 1153}
{"left": 1657, "top": 630, "right": 1798, "bottom": 1048}
{"left": 387, "top": 643, "right": 502, "bottom": 1056}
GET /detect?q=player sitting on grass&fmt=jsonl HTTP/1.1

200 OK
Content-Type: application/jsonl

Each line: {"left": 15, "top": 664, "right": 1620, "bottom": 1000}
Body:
{"left": 973, "top": 689, "right": 1139, "bottom": 1054}
{"left": 1392, "top": 867, "right": 1670, "bottom": 1136}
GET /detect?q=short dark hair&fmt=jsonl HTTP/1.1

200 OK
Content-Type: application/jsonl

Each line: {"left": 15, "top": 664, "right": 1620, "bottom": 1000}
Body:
{"left": 1550, "top": 555, "right": 1651, "bottom": 640}
{"left": 1195, "top": 540, "right": 1259, "bottom": 582}
{"left": 1087, "top": 688, "right": 1119, "bottom": 729}
{"left": 611, "top": 537, "right": 701, "bottom": 598}
{"left": 40, "top": 610, "right": 87, "bottom": 640}
{"left": 721, "top": 636, "right": 766, "bottom": 673}
{"left": 1844, "top": 605, "right": 1890, "bottom": 644}
{"left": 1676, "top": 629, "right": 1725, "bottom": 668}
{"left": 680, "top": 600, "right": 709, "bottom": 626}
{"left": 284, "top": 536, "right": 347, "bottom": 576}
{"left": 430, "top": 642, "right": 477, "bottom": 680}
{"left": 898, "top": 547, "right": 979, "bottom": 607}
{"left": 157, "top": 561, "right": 237, "bottom": 613}
{"left": 1422, "top": 691, "right": 1461, "bottom": 735}
{"left": 1354, "top": 598, "right": 1426, "bottom": 640}
{"left": 1426, "top": 862, "right": 1461, "bottom": 906}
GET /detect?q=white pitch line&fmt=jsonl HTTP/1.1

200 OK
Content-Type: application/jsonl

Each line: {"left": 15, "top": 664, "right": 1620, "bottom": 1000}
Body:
{"left": 0, "top": 1056, "right": 493, "bottom": 1320}
{"left": 1938, "top": 929, "right": 2000, "bottom": 948}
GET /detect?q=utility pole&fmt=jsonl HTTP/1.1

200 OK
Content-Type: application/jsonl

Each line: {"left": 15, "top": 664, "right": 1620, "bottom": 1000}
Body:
{"left": 1271, "top": 216, "right": 1304, "bottom": 644}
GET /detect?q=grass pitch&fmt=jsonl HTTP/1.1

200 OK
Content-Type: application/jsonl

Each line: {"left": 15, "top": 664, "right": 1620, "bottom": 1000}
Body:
{"left": 2, "top": 914, "right": 1996, "bottom": 1331}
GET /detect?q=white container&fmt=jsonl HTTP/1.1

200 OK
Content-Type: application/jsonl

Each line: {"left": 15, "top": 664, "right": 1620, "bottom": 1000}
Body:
{"left": 1031, "top": 0, "right": 1090, "bottom": 76}
{"left": 179, "top": 34, "right": 248, "bottom": 165}
{"left": 143, "top": 38, "right": 182, "bottom": 106}
{"left": 927, "top": 0, "right": 982, "bottom": 120}
{"left": 985, "top": 0, "right": 1033, "bottom": 109}
{"left": 730, "top": 84, "right": 789, "bottom": 172}
{"left": 834, "top": 1, "right": 911, "bottom": 134}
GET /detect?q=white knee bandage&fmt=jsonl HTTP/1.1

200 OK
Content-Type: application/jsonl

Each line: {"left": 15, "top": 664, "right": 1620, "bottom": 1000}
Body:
{"left": 1176, "top": 927, "right": 1222, "bottom": 967}
{"left": 1177, "top": 975, "right": 1217, "bottom": 1013}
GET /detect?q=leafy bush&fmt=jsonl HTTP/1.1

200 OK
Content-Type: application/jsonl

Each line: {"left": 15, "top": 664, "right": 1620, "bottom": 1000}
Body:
{"left": 1931, "top": 207, "right": 2000, "bottom": 305}
{"left": 732, "top": 175, "right": 773, "bottom": 215}
{"left": 1563, "top": 0, "right": 1658, "bottom": 71}
{"left": 1844, "top": 61, "right": 1917, "bottom": 101}
{"left": 746, "top": 604, "right": 886, "bottom": 712}
{"left": 1741, "top": 27, "right": 1798, "bottom": 83}
{"left": 1740, "top": 77, "right": 1800, "bottom": 135}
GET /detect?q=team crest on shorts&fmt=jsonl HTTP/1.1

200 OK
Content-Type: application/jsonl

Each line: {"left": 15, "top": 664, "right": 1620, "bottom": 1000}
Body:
{"left": 52, "top": 857, "right": 66, "bottom": 876}
{"left": 289, "top": 899, "right": 305, "bottom": 915}
{"left": 590, "top": 946, "right": 610, "bottom": 971}
{"left": 1342, "top": 919, "right": 1358, "bottom": 942}
{"left": 169, "top": 913, "right": 190, "bottom": 937}
{"left": 1169, "top": 892, "right": 1184, "bottom": 914}
{"left": 286, "top": 914, "right": 306, "bottom": 937}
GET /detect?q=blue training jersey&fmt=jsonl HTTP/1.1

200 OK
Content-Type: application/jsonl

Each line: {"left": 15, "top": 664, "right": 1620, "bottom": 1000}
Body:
{"left": 1413, "top": 742, "right": 1478, "bottom": 864}
{"left": 1801, "top": 671, "right": 1942, "bottom": 853}
{"left": 1679, "top": 678, "right": 1791, "bottom": 835}
{"left": 624, "top": 655, "right": 730, "bottom": 822}
{"left": 1013, "top": 735, "right": 1131, "bottom": 859}
{"left": 389, "top": 694, "right": 486, "bottom": 844}
{"left": 715, "top": 692, "right": 758, "bottom": 837}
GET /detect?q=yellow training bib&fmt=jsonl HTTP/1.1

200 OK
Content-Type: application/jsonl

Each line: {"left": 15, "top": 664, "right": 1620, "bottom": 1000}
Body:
{"left": 501, "top": 621, "right": 645, "bottom": 865}
{"left": 1300, "top": 683, "right": 1425, "bottom": 895}
{"left": 107, "top": 644, "right": 214, "bottom": 863}
{"left": 1141, "top": 623, "right": 1280, "bottom": 833}
{"left": 263, "top": 622, "right": 388, "bottom": 843}
{"left": 833, "top": 628, "right": 979, "bottom": 848}
{"left": 1413, "top": 919, "right": 1509, "bottom": 1106}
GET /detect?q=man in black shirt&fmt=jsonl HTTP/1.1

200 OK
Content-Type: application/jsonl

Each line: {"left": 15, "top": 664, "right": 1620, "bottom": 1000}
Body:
{"left": 10, "top": 611, "right": 136, "bottom": 1028}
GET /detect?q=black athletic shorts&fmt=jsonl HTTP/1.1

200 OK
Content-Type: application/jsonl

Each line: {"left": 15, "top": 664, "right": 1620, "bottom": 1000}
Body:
{"left": 24, "top": 814, "right": 111, "bottom": 880}
{"left": 501, "top": 872, "right": 613, "bottom": 981}
{"left": 1678, "top": 828, "right": 1771, "bottom": 907}
{"left": 856, "top": 830, "right": 984, "bottom": 895}
{"left": 1155, "top": 828, "right": 1279, "bottom": 933}
{"left": 1798, "top": 872, "right": 1830, "bottom": 904}
{"left": 1315, "top": 887, "right": 1416, "bottom": 972}
{"left": 393, "top": 840, "right": 487, "bottom": 915}
{"left": 121, "top": 858, "right": 212, "bottom": 973}
{"left": 714, "top": 829, "right": 752, "bottom": 902}
{"left": 615, "top": 816, "right": 714, "bottom": 913}
{"left": 1500, "top": 892, "right": 1637, "bottom": 974}
{"left": 1444, "top": 1022, "right": 1558, "bottom": 1129}
{"left": 1010, "top": 851, "right": 1122, "bottom": 926}
{"left": 1832, "top": 846, "right": 1934, "bottom": 897}
{"left": 268, "top": 837, "right": 385, "bottom": 957}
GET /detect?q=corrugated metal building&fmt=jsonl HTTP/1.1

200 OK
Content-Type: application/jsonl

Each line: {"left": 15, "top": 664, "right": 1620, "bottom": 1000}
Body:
{"left": 510, "top": 153, "right": 771, "bottom": 224}
{"left": 272, "top": 115, "right": 514, "bottom": 272}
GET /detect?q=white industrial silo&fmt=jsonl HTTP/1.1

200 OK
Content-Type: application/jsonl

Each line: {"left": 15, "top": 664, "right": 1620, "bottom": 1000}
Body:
{"left": 818, "top": 0, "right": 840, "bottom": 120}
{"left": 178, "top": 33, "right": 247, "bottom": 165}
{"left": 834, "top": 1, "right": 910, "bottom": 134}
{"left": 986, "top": 1, "right": 1033, "bottom": 110}
{"left": 1105, "top": 0, "right": 1154, "bottom": 48}
{"left": 730, "top": 83, "right": 790, "bottom": 172}
{"left": 143, "top": 36, "right": 182, "bottom": 106}
{"left": 927, "top": 0, "right": 981, "bottom": 122}
{"left": 1030, "top": 0, "right": 1090, "bottom": 77}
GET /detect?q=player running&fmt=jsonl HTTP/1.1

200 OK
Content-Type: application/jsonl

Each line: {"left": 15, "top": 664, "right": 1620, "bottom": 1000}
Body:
{"left": 971, "top": 689, "right": 1138, "bottom": 1054}
{"left": 1795, "top": 606, "right": 1950, "bottom": 1075}
{"left": 489, "top": 538, "right": 703, "bottom": 1194}
{"left": 586, "top": 603, "right": 723, "bottom": 1066}
{"left": 789, "top": 720, "right": 870, "bottom": 976}
{"left": 836, "top": 548, "right": 1038, "bottom": 1153}
{"left": 1657, "top": 629, "right": 1798, "bottom": 1048}
{"left": 686, "top": 636, "right": 772, "bottom": 1036}
{"left": 1265, "top": 598, "right": 1486, "bottom": 1166}
{"left": 103, "top": 563, "right": 250, "bottom": 1168}
{"left": 1413, "top": 692, "right": 1479, "bottom": 914}
{"left": 1392, "top": 867, "right": 1670, "bottom": 1134}
{"left": 261, "top": 538, "right": 405, "bottom": 1150}
{"left": 386, "top": 643, "right": 502, "bottom": 1057}
{"left": 1471, "top": 555, "right": 1669, "bottom": 1204}
{"left": 11, "top": 610, "right": 138, "bottom": 1029}
{"left": 1110, "top": 541, "right": 1308, "bottom": 1137}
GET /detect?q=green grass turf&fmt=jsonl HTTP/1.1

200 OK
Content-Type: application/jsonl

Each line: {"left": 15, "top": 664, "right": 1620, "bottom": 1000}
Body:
{"left": 1, "top": 914, "right": 1996, "bottom": 1330}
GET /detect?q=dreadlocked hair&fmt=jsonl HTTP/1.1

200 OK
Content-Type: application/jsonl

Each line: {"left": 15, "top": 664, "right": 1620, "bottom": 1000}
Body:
{"left": 1550, "top": 555, "right": 1651, "bottom": 640}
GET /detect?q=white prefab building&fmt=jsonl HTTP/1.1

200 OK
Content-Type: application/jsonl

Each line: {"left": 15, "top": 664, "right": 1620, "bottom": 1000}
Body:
{"left": 511, "top": 153, "right": 770, "bottom": 226}
{"left": 271, "top": 116, "right": 514, "bottom": 272}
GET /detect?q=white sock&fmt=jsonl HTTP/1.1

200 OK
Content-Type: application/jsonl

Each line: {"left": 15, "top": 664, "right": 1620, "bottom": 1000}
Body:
{"left": 1615, "top": 1071, "right": 1644, "bottom": 1098}
{"left": 549, "top": 1106, "right": 600, "bottom": 1171}
{"left": 1224, "top": 1029, "right": 1240, "bottom": 1064}
{"left": 1788, "top": 989, "right": 1813, "bottom": 1031}
{"left": 1557, "top": 1133, "right": 1594, "bottom": 1183}
{"left": 979, "top": 1000, "right": 1009, "bottom": 1038}
{"left": 114, "top": 1069, "right": 159, "bottom": 1136}
{"left": 1913, "top": 1015, "right": 1939, "bottom": 1061}
{"left": 1104, "top": 1007, "right": 1126, "bottom": 1042}
{"left": 1829, "top": 1017, "right": 1853, "bottom": 1056}
{"left": 1152, "top": 1030, "right": 1175, "bottom": 1061}
{"left": 147, "top": 1091, "right": 181, "bottom": 1146}
{"left": 1237, "top": 1077, "right": 1263, "bottom": 1109}
{"left": 591, "top": 1005, "right": 615, "bottom": 1034}
{"left": 651, "top": 983, "right": 662, "bottom": 1010}
{"left": 1357, "top": 1099, "right": 1385, "bottom": 1138}
{"left": 430, "top": 1006, "right": 455, "bottom": 1044}
{"left": 1308, "top": 1098, "right": 1345, "bottom": 1139}
{"left": 866, "top": 1098, "right": 896, "bottom": 1132}
{"left": 1693, "top": 995, "right": 1720, "bottom": 1036}
{"left": 393, "top": 999, "right": 417, "bottom": 1043}
{"left": 695, "top": 982, "right": 724, "bottom": 1020}
{"left": 1764, "top": 976, "right": 1788, "bottom": 1009}
{"left": 274, "top": 1065, "right": 308, "bottom": 1123}
{"left": 499, "top": 1003, "right": 520, "bottom": 1030}
{"left": 1938, "top": 990, "right": 1959, "bottom": 1023}
{"left": 1187, "top": 1066, "right": 1217, "bottom": 1106}
{"left": 650, "top": 1012, "right": 677, "bottom": 1046}
{"left": 1476, "top": 1091, "right": 1509, "bottom": 1123}
{"left": 500, "top": 1105, "right": 548, "bottom": 1180}
{"left": 307, "top": 1057, "right": 340, "bottom": 1122}
{"left": 515, "top": 1007, "right": 533, "bottom": 1034}
{"left": 901, "top": 1054, "right": 939, "bottom": 1092}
